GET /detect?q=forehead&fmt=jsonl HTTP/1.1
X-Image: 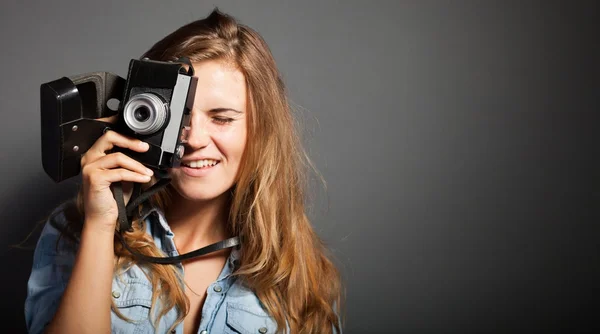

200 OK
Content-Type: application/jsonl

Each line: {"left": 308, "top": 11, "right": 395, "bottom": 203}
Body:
{"left": 191, "top": 60, "right": 246, "bottom": 111}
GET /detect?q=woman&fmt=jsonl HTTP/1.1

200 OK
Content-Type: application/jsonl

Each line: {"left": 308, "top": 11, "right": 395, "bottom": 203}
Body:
{"left": 25, "top": 9, "right": 344, "bottom": 334}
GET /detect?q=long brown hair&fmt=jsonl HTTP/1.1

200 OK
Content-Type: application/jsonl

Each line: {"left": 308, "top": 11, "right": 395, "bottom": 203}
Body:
{"left": 67, "top": 8, "right": 343, "bottom": 333}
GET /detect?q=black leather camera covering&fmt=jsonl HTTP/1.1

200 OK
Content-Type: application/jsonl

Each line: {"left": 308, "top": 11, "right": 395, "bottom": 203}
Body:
{"left": 40, "top": 72, "right": 125, "bottom": 183}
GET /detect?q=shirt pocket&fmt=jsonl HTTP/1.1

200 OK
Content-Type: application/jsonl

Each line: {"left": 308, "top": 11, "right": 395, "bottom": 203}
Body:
{"left": 224, "top": 302, "right": 278, "bottom": 334}
{"left": 110, "top": 278, "right": 154, "bottom": 334}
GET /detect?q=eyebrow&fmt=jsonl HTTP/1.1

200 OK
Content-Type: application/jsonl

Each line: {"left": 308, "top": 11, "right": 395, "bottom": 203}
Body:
{"left": 208, "top": 107, "right": 244, "bottom": 114}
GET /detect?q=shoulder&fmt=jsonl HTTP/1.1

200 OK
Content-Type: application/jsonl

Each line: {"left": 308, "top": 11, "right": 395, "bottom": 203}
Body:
{"left": 33, "top": 199, "right": 82, "bottom": 258}
{"left": 25, "top": 200, "right": 82, "bottom": 333}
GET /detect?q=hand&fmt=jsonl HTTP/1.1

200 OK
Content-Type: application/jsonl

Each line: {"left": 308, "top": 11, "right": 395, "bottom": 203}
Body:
{"left": 80, "top": 129, "right": 154, "bottom": 232}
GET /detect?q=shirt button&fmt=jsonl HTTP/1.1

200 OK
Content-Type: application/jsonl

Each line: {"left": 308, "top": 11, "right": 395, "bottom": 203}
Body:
{"left": 200, "top": 331, "right": 208, "bottom": 334}
{"left": 213, "top": 285, "right": 222, "bottom": 293}
{"left": 111, "top": 290, "right": 121, "bottom": 298}
{"left": 258, "top": 327, "right": 268, "bottom": 333}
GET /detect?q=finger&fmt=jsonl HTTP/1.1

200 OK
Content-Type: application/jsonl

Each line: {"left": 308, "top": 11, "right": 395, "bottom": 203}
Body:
{"left": 89, "top": 152, "right": 153, "bottom": 177}
{"left": 98, "top": 115, "right": 118, "bottom": 123}
{"left": 101, "top": 168, "right": 153, "bottom": 184}
{"left": 97, "top": 130, "right": 150, "bottom": 154}
{"left": 82, "top": 130, "right": 150, "bottom": 166}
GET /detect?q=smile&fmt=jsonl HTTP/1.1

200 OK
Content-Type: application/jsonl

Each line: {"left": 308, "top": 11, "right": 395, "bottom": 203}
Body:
{"left": 181, "top": 159, "right": 220, "bottom": 169}
{"left": 179, "top": 159, "right": 220, "bottom": 177}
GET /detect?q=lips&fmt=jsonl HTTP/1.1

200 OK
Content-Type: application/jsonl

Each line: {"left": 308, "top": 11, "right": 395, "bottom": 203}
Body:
{"left": 180, "top": 161, "right": 219, "bottom": 177}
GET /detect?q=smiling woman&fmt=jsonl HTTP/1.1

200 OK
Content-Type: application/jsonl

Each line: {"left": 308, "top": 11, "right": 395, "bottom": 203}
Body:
{"left": 170, "top": 60, "right": 248, "bottom": 203}
{"left": 24, "top": 8, "right": 343, "bottom": 334}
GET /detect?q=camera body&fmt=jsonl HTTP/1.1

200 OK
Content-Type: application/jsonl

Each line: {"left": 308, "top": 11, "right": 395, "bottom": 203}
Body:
{"left": 41, "top": 57, "right": 197, "bottom": 183}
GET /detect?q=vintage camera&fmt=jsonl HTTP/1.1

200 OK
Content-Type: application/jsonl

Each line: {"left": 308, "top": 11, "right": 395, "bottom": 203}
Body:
{"left": 41, "top": 57, "right": 198, "bottom": 183}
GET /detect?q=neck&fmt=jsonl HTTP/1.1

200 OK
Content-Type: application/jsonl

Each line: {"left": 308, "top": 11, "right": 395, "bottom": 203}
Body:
{"left": 165, "top": 191, "right": 230, "bottom": 253}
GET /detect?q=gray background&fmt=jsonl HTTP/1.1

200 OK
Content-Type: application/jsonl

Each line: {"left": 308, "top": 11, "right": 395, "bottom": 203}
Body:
{"left": 1, "top": 0, "right": 598, "bottom": 333}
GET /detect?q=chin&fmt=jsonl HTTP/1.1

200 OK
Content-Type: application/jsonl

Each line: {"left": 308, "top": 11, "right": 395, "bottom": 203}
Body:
{"left": 168, "top": 169, "right": 233, "bottom": 202}
{"left": 173, "top": 186, "right": 228, "bottom": 202}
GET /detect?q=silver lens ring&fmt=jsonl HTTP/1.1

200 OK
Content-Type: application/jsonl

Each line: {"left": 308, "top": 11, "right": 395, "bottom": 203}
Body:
{"left": 123, "top": 93, "right": 168, "bottom": 135}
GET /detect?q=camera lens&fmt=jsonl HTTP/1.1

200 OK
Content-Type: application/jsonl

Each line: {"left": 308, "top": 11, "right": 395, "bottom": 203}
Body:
{"left": 134, "top": 106, "right": 151, "bottom": 122}
{"left": 123, "top": 93, "right": 169, "bottom": 135}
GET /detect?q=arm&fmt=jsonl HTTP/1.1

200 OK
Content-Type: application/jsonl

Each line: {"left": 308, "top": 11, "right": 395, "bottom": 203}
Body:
{"left": 26, "top": 129, "right": 152, "bottom": 333}
{"left": 43, "top": 220, "right": 115, "bottom": 334}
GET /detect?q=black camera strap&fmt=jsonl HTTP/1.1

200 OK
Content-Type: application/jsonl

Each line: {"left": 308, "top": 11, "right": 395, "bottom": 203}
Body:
{"left": 111, "top": 179, "right": 240, "bottom": 264}
{"left": 115, "top": 232, "right": 240, "bottom": 264}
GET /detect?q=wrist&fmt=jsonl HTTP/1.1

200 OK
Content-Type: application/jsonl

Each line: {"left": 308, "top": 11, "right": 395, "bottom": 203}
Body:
{"left": 82, "top": 218, "right": 117, "bottom": 236}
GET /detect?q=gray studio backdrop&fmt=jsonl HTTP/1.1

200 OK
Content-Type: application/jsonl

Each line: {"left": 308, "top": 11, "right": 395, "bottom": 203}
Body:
{"left": 1, "top": 1, "right": 598, "bottom": 333}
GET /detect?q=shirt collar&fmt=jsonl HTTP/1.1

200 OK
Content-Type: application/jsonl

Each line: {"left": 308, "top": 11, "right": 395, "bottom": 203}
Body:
{"left": 140, "top": 202, "right": 241, "bottom": 272}
{"left": 139, "top": 202, "right": 174, "bottom": 237}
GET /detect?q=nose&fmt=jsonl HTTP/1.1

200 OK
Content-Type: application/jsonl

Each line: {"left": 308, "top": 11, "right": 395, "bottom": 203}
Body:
{"left": 185, "top": 113, "right": 211, "bottom": 149}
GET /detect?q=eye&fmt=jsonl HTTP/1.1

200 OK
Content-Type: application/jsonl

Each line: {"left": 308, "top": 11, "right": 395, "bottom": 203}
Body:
{"left": 212, "top": 117, "right": 234, "bottom": 125}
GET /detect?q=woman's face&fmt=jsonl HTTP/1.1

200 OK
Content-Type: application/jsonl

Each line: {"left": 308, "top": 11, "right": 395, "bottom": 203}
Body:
{"left": 168, "top": 59, "right": 247, "bottom": 202}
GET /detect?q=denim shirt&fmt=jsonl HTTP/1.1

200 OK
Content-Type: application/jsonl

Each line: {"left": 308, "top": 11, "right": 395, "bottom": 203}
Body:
{"left": 24, "top": 201, "right": 281, "bottom": 334}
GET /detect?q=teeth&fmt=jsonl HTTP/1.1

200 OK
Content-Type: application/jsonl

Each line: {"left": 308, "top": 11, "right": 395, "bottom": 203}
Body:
{"left": 185, "top": 159, "right": 218, "bottom": 168}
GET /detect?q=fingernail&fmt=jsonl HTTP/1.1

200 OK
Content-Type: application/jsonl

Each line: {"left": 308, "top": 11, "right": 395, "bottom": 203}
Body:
{"left": 139, "top": 141, "right": 149, "bottom": 149}
{"left": 146, "top": 168, "right": 153, "bottom": 175}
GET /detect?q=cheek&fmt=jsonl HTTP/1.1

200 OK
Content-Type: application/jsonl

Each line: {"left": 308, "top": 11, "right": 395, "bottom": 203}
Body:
{"left": 215, "top": 126, "right": 247, "bottom": 163}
